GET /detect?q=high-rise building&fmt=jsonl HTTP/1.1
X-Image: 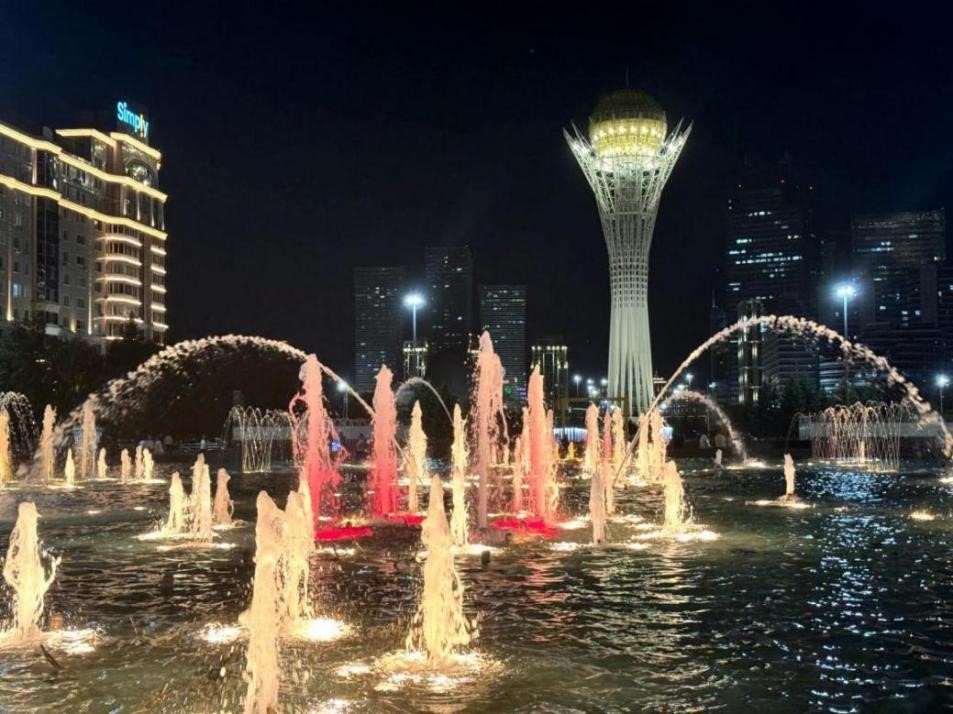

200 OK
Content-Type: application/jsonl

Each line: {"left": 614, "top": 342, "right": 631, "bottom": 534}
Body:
{"left": 424, "top": 245, "right": 472, "bottom": 358}
{"left": 479, "top": 284, "right": 527, "bottom": 400}
{"left": 0, "top": 103, "right": 168, "bottom": 345}
{"left": 566, "top": 90, "right": 690, "bottom": 414}
{"left": 353, "top": 266, "right": 405, "bottom": 392}
{"left": 851, "top": 210, "right": 946, "bottom": 329}
{"left": 723, "top": 179, "right": 817, "bottom": 317}
{"left": 531, "top": 337, "right": 569, "bottom": 416}
{"left": 733, "top": 298, "right": 765, "bottom": 404}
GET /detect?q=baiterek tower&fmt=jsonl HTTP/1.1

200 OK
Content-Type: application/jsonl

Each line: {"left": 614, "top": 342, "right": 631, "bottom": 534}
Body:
{"left": 565, "top": 90, "right": 690, "bottom": 415}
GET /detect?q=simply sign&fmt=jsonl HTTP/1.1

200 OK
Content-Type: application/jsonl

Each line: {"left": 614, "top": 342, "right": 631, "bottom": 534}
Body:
{"left": 116, "top": 101, "right": 149, "bottom": 140}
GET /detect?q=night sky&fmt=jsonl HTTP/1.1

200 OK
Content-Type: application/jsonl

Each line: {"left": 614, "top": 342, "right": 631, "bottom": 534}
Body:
{"left": 2, "top": 3, "right": 952, "bottom": 382}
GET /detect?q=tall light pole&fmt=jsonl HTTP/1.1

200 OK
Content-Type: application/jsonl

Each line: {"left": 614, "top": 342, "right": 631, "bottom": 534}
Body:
{"left": 937, "top": 374, "right": 949, "bottom": 417}
{"left": 685, "top": 371, "right": 694, "bottom": 389}
{"left": 337, "top": 380, "right": 349, "bottom": 419}
{"left": 573, "top": 374, "right": 582, "bottom": 397}
{"left": 404, "top": 293, "right": 425, "bottom": 344}
{"left": 835, "top": 283, "right": 856, "bottom": 338}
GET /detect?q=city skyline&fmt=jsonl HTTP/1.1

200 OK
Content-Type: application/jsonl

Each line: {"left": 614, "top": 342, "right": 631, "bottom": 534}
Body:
{"left": 2, "top": 5, "right": 953, "bottom": 384}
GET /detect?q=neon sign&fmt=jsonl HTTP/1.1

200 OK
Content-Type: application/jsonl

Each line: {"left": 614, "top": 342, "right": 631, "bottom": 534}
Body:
{"left": 116, "top": 101, "right": 149, "bottom": 140}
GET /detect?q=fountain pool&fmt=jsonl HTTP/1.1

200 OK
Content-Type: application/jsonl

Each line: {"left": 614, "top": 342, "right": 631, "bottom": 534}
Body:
{"left": 1, "top": 459, "right": 953, "bottom": 710}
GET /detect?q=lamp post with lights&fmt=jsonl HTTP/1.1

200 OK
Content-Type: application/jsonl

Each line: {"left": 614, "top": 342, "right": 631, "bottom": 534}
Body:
{"left": 835, "top": 283, "right": 856, "bottom": 338}
{"left": 937, "top": 374, "right": 950, "bottom": 417}
{"left": 404, "top": 293, "right": 425, "bottom": 344}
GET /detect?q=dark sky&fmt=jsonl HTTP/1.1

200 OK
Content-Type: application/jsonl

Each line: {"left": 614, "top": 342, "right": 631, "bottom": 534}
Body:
{"left": 2, "top": 2, "right": 952, "bottom": 381}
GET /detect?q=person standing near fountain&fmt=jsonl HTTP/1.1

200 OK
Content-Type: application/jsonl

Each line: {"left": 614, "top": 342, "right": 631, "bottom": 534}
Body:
{"left": 213, "top": 468, "right": 234, "bottom": 526}
{"left": 471, "top": 332, "right": 506, "bottom": 529}
{"left": 2, "top": 502, "right": 60, "bottom": 641}
{"left": 368, "top": 366, "right": 399, "bottom": 519}
{"left": 450, "top": 405, "right": 469, "bottom": 548}
{"left": 407, "top": 474, "right": 474, "bottom": 663}
{"left": 404, "top": 400, "right": 428, "bottom": 514}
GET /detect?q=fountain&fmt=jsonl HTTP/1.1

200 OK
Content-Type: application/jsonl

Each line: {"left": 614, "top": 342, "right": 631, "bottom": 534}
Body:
{"left": 783, "top": 453, "right": 796, "bottom": 499}
{"left": 1, "top": 503, "right": 60, "bottom": 642}
{"left": 602, "top": 410, "right": 616, "bottom": 516}
{"left": 663, "top": 388, "right": 747, "bottom": 462}
{"left": 289, "top": 355, "right": 343, "bottom": 526}
{"left": 241, "top": 491, "right": 284, "bottom": 714}
{"left": 97, "top": 448, "right": 107, "bottom": 480}
{"left": 223, "top": 405, "right": 293, "bottom": 473}
{"left": 39, "top": 405, "right": 55, "bottom": 483}
{"left": 0, "top": 407, "right": 10, "bottom": 485}
{"left": 163, "top": 472, "right": 189, "bottom": 535}
{"left": 635, "top": 408, "right": 668, "bottom": 483}
{"left": 213, "top": 468, "right": 234, "bottom": 526}
{"left": 64, "top": 449, "right": 76, "bottom": 487}
{"left": 134, "top": 445, "right": 144, "bottom": 481}
{"left": 714, "top": 448, "right": 723, "bottom": 467}
{"left": 282, "top": 489, "right": 314, "bottom": 623}
{"left": 450, "top": 405, "right": 469, "bottom": 547}
{"left": 590, "top": 421, "right": 608, "bottom": 546}
{"left": 662, "top": 460, "right": 689, "bottom": 535}
{"left": 611, "top": 408, "right": 625, "bottom": 479}
{"left": 120, "top": 448, "right": 131, "bottom": 483}
{"left": 583, "top": 404, "right": 599, "bottom": 473}
{"left": 526, "top": 366, "right": 558, "bottom": 522}
{"left": 368, "top": 366, "right": 399, "bottom": 519}
{"left": 79, "top": 401, "right": 97, "bottom": 480}
{"left": 406, "top": 474, "right": 474, "bottom": 663}
{"left": 617, "top": 314, "right": 953, "bottom": 483}
{"left": 471, "top": 332, "right": 506, "bottom": 529}
{"left": 143, "top": 448, "right": 154, "bottom": 481}
{"left": 806, "top": 401, "right": 914, "bottom": 471}
{"left": 403, "top": 400, "right": 427, "bottom": 514}
{"left": 190, "top": 454, "right": 213, "bottom": 542}
{"left": 511, "top": 416, "right": 527, "bottom": 514}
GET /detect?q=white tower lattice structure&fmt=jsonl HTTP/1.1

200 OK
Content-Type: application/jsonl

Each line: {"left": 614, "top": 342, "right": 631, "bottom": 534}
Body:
{"left": 565, "top": 90, "right": 691, "bottom": 415}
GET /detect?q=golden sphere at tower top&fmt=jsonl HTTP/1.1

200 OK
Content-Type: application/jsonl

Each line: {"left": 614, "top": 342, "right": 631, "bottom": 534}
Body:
{"left": 589, "top": 89, "right": 667, "bottom": 160}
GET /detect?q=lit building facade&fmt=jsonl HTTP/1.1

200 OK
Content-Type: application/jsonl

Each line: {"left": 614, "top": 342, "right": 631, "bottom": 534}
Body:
{"left": 531, "top": 337, "right": 569, "bottom": 415}
{"left": 0, "top": 102, "right": 168, "bottom": 344}
{"left": 723, "top": 180, "right": 816, "bottom": 316}
{"left": 353, "top": 266, "right": 405, "bottom": 392}
{"left": 566, "top": 90, "right": 690, "bottom": 415}
{"left": 424, "top": 245, "right": 473, "bottom": 358}
{"left": 851, "top": 210, "right": 945, "bottom": 329}
{"left": 479, "top": 284, "right": 527, "bottom": 401}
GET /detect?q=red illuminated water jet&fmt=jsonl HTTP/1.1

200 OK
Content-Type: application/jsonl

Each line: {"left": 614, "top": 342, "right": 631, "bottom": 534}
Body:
{"left": 314, "top": 525, "right": 374, "bottom": 541}
{"left": 491, "top": 516, "right": 557, "bottom": 539}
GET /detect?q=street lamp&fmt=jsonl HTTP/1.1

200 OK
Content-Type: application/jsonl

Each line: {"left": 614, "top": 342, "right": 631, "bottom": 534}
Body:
{"left": 403, "top": 293, "right": 425, "bottom": 344}
{"left": 835, "top": 283, "right": 857, "bottom": 338}
{"left": 337, "top": 380, "right": 349, "bottom": 419}
{"left": 937, "top": 374, "right": 950, "bottom": 417}
{"left": 685, "top": 372, "right": 694, "bottom": 388}
{"left": 573, "top": 374, "right": 582, "bottom": 396}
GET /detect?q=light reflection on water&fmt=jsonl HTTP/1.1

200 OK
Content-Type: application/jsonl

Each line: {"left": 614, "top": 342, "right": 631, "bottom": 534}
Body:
{"left": 0, "top": 461, "right": 951, "bottom": 710}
